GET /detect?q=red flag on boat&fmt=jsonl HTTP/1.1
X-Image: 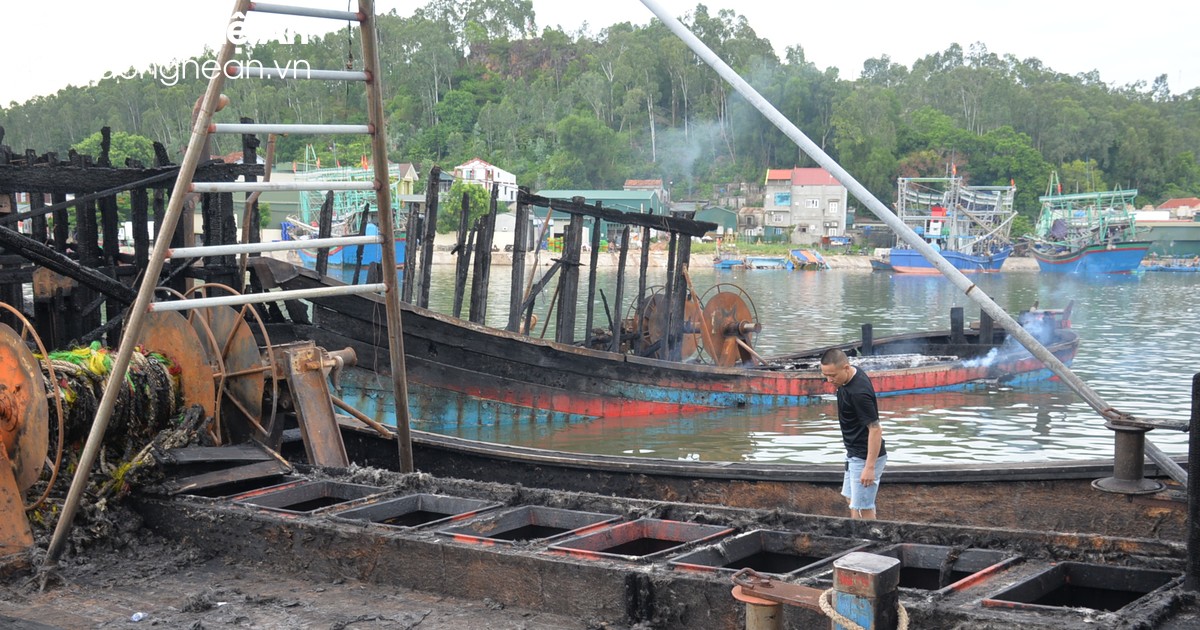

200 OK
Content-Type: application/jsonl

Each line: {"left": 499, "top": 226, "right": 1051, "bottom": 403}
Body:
{"left": 951, "top": 163, "right": 957, "bottom": 176}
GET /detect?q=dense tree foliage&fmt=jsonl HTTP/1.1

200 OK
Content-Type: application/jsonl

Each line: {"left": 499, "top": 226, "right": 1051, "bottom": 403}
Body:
{"left": 3, "top": 1, "right": 1198, "bottom": 223}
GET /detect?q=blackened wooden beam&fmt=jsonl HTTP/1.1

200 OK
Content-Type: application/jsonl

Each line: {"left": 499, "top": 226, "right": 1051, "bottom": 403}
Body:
{"left": 100, "top": 187, "right": 121, "bottom": 267}
{"left": 506, "top": 189, "right": 530, "bottom": 333}
{"left": 241, "top": 119, "right": 262, "bottom": 249}
{"left": 131, "top": 187, "right": 150, "bottom": 269}
{"left": 0, "top": 226, "right": 136, "bottom": 303}
{"left": 97, "top": 127, "right": 113, "bottom": 168}
{"left": 51, "top": 192, "right": 68, "bottom": 252}
{"left": 555, "top": 207, "right": 584, "bottom": 345}
{"left": 611, "top": 225, "right": 631, "bottom": 352}
{"left": 28, "top": 190, "right": 47, "bottom": 244}
{"left": 458, "top": 222, "right": 478, "bottom": 318}
{"left": 670, "top": 234, "right": 692, "bottom": 362}
{"left": 950, "top": 307, "right": 965, "bottom": 345}
{"left": 0, "top": 162, "right": 258, "bottom": 198}
{"left": 523, "top": 259, "right": 563, "bottom": 334}
{"left": 979, "top": 309, "right": 995, "bottom": 345}
{"left": 661, "top": 233, "right": 678, "bottom": 360}
{"left": 402, "top": 203, "right": 418, "bottom": 303}
{"left": 584, "top": 209, "right": 603, "bottom": 338}
{"left": 315, "top": 191, "right": 334, "bottom": 277}
{"left": 635, "top": 225, "right": 651, "bottom": 354}
{"left": 417, "top": 168, "right": 441, "bottom": 309}
{"left": 468, "top": 185, "right": 499, "bottom": 325}
{"left": 351, "top": 203, "right": 370, "bottom": 285}
{"left": 78, "top": 198, "right": 99, "bottom": 265}
{"left": 518, "top": 191, "right": 715, "bottom": 237}
{"left": 452, "top": 191, "right": 471, "bottom": 318}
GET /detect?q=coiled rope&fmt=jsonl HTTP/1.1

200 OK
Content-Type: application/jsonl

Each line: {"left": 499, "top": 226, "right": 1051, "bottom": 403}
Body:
{"left": 818, "top": 588, "right": 909, "bottom": 630}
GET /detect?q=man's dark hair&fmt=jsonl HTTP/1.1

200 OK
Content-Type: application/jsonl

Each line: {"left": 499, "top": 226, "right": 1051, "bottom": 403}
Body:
{"left": 821, "top": 348, "right": 849, "bottom": 366}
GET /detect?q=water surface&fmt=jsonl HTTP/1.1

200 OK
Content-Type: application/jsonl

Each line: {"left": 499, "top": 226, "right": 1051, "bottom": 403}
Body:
{"left": 423, "top": 265, "right": 1196, "bottom": 464}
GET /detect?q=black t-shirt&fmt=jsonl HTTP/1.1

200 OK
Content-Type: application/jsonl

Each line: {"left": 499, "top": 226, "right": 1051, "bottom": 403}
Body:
{"left": 836, "top": 367, "right": 886, "bottom": 459}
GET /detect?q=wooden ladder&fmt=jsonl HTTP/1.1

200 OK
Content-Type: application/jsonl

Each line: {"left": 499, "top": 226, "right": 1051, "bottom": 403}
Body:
{"left": 45, "top": 0, "right": 413, "bottom": 563}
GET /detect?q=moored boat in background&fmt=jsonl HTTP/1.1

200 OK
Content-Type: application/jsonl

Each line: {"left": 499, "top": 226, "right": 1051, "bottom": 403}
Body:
{"left": 882, "top": 177, "right": 1016, "bottom": 274}
{"left": 1029, "top": 178, "right": 1150, "bottom": 273}
{"left": 251, "top": 257, "right": 1079, "bottom": 435}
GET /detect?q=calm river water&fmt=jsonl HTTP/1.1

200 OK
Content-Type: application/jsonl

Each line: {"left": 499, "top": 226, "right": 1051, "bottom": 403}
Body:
{"left": 423, "top": 265, "right": 1197, "bottom": 465}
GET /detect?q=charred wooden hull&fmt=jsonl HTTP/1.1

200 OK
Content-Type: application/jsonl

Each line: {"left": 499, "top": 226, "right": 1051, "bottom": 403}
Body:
{"left": 252, "top": 258, "right": 1080, "bottom": 432}
{"left": 312, "top": 423, "right": 1186, "bottom": 541}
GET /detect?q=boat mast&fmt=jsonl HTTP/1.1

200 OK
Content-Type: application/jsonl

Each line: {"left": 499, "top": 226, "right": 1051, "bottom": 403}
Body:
{"left": 637, "top": 0, "right": 1184, "bottom": 484}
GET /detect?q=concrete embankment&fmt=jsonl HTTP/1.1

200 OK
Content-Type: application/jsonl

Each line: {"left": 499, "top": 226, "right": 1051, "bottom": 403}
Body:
{"left": 429, "top": 250, "right": 1041, "bottom": 271}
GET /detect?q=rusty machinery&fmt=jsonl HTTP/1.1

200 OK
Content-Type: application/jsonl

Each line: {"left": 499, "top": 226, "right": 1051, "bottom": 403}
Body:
{"left": 0, "top": 283, "right": 371, "bottom": 559}
{"left": 626, "top": 282, "right": 762, "bottom": 367}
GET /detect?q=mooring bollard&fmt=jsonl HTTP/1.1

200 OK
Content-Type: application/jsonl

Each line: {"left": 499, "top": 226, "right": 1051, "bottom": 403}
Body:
{"left": 831, "top": 551, "right": 902, "bottom": 630}
{"left": 730, "top": 585, "right": 783, "bottom": 630}
{"left": 1094, "top": 421, "right": 1165, "bottom": 495}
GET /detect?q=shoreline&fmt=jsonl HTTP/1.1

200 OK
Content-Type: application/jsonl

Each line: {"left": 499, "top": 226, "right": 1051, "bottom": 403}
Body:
{"left": 421, "top": 250, "right": 1043, "bottom": 271}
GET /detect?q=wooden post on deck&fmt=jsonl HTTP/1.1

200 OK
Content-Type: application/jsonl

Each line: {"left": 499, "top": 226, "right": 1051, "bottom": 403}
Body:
{"left": 611, "top": 225, "right": 631, "bottom": 352}
{"left": 979, "top": 309, "right": 994, "bottom": 345}
{"left": 669, "top": 232, "right": 692, "bottom": 361}
{"left": 351, "top": 203, "right": 370, "bottom": 285}
{"left": 468, "top": 185, "right": 498, "bottom": 324}
{"left": 861, "top": 323, "right": 874, "bottom": 356}
{"left": 506, "top": 187, "right": 530, "bottom": 332}
{"left": 556, "top": 201, "right": 585, "bottom": 344}
{"left": 452, "top": 190, "right": 472, "bottom": 318}
{"left": 129, "top": 165, "right": 150, "bottom": 270}
{"left": 950, "top": 306, "right": 965, "bottom": 345}
{"left": 832, "top": 552, "right": 902, "bottom": 629}
{"left": 402, "top": 199, "right": 419, "bottom": 303}
{"left": 584, "top": 209, "right": 603, "bottom": 339}
{"left": 661, "top": 232, "right": 678, "bottom": 359}
{"left": 51, "top": 192, "right": 69, "bottom": 253}
{"left": 315, "top": 191, "right": 334, "bottom": 277}
{"left": 420, "top": 174, "right": 444, "bottom": 309}
{"left": 635, "top": 224, "right": 651, "bottom": 354}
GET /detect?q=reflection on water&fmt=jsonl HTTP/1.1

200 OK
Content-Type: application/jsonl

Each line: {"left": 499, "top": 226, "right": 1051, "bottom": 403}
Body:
{"left": 424, "top": 266, "right": 1196, "bottom": 464}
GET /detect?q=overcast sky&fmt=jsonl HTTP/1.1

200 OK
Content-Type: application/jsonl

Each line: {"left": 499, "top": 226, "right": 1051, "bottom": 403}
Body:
{"left": 2, "top": 1, "right": 1197, "bottom": 107}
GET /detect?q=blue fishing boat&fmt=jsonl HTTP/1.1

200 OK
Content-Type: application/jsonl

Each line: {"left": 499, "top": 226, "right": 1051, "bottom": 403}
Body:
{"left": 1029, "top": 179, "right": 1150, "bottom": 274}
{"left": 884, "top": 177, "right": 1016, "bottom": 274}
{"left": 744, "top": 255, "right": 792, "bottom": 269}
{"left": 284, "top": 214, "right": 406, "bottom": 282}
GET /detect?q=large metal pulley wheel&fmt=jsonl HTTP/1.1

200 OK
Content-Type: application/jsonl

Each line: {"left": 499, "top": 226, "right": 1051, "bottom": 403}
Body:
{"left": 155, "top": 284, "right": 280, "bottom": 446}
{"left": 700, "top": 284, "right": 761, "bottom": 367}
{"left": 0, "top": 303, "right": 64, "bottom": 511}
{"left": 637, "top": 287, "right": 703, "bottom": 360}
{"left": 0, "top": 323, "right": 49, "bottom": 494}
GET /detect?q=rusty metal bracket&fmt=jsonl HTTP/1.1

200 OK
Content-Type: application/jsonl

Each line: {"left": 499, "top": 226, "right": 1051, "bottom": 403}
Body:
{"left": 731, "top": 568, "right": 824, "bottom": 612}
{"left": 273, "top": 342, "right": 349, "bottom": 468}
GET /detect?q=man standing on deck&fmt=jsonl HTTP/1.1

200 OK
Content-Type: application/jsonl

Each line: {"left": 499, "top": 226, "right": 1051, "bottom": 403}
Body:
{"left": 820, "top": 349, "right": 887, "bottom": 519}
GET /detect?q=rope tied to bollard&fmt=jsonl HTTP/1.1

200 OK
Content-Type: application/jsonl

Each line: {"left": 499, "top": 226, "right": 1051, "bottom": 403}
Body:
{"left": 818, "top": 588, "right": 909, "bottom": 630}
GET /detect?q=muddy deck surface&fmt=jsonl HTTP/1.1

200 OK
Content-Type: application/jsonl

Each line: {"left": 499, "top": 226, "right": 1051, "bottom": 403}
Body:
{"left": 1, "top": 538, "right": 631, "bottom": 630}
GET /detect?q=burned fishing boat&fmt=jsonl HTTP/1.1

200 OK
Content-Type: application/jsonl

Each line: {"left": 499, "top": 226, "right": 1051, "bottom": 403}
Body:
{"left": 4, "top": 4, "right": 1199, "bottom": 629}
{"left": 249, "top": 190, "right": 1079, "bottom": 432}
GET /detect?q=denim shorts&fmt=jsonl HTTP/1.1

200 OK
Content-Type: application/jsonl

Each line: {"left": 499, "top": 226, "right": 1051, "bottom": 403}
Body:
{"left": 841, "top": 454, "right": 887, "bottom": 510}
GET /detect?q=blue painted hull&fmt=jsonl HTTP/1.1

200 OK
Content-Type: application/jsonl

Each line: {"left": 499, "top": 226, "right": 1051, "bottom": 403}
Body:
{"left": 1032, "top": 241, "right": 1150, "bottom": 273}
{"left": 297, "top": 237, "right": 406, "bottom": 275}
{"left": 888, "top": 246, "right": 1011, "bottom": 274}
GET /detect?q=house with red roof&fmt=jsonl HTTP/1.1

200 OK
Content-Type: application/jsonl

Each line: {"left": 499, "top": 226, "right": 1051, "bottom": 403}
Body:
{"left": 762, "top": 167, "right": 848, "bottom": 244}
{"left": 1158, "top": 197, "right": 1200, "bottom": 219}
{"left": 623, "top": 179, "right": 670, "bottom": 205}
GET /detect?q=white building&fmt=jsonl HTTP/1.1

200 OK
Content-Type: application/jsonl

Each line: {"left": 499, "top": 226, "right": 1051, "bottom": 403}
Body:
{"left": 762, "top": 167, "right": 848, "bottom": 245}
{"left": 453, "top": 158, "right": 518, "bottom": 203}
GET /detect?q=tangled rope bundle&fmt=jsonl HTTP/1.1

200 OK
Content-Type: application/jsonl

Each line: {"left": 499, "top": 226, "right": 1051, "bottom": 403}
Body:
{"left": 39, "top": 342, "right": 181, "bottom": 458}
